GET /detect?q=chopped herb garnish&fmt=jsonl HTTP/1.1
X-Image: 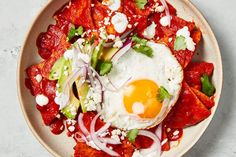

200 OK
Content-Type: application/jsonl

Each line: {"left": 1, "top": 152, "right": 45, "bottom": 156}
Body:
{"left": 157, "top": 86, "right": 171, "bottom": 102}
{"left": 97, "top": 60, "right": 113, "bottom": 76}
{"left": 174, "top": 35, "right": 187, "bottom": 51}
{"left": 201, "top": 74, "right": 215, "bottom": 97}
{"left": 133, "top": 45, "right": 154, "bottom": 57}
{"left": 67, "top": 26, "right": 84, "bottom": 41}
{"left": 131, "top": 35, "right": 153, "bottom": 58}
{"left": 127, "top": 129, "right": 139, "bottom": 143}
{"left": 135, "top": 0, "right": 148, "bottom": 9}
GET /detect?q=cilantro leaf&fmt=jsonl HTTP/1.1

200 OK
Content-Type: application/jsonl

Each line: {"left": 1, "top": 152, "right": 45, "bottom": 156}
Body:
{"left": 133, "top": 45, "right": 153, "bottom": 57}
{"left": 97, "top": 60, "right": 113, "bottom": 76}
{"left": 131, "top": 35, "right": 153, "bottom": 58}
{"left": 174, "top": 35, "right": 187, "bottom": 51}
{"left": 127, "top": 129, "right": 139, "bottom": 143}
{"left": 201, "top": 74, "right": 215, "bottom": 97}
{"left": 67, "top": 26, "right": 84, "bottom": 41}
{"left": 157, "top": 86, "right": 172, "bottom": 102}
{"left": 136, "top": 0, "right": 147, "bottom": 9}
{"left": 131, "top": 35, "right": 148, "bottom": 45}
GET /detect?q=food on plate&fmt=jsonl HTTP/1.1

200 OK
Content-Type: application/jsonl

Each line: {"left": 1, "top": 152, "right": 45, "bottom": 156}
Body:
{"left": 25, "top": 0, "right": 216, "bottom": 156}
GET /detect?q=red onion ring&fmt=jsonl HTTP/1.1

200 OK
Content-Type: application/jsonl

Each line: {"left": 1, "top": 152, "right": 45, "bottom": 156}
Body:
{"left": 90, "top": 112, "right": 120, "bottom": 156}
{"left": 138, "top": 130, "right": 161, "bottom": 156}
{"left": 111, "top": 40, "right": 132, "bottom": 64}
{"left": 104, "top": 29, "right": 133, "bottom": 47}
{"left": 78, "top": 113, "right": 90, "bottom": 136}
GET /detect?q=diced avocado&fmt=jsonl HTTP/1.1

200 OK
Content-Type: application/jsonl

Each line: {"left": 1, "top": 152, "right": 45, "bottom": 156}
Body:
{"left": 49, "top": 57, "right": 67, "bottom": 80}
{"left": 76, "top": 81, "right": 90, "bottom": 113}
{"left": 57, "top": 59, "right": 72, "bottom": 93}
{"left": 61, "top": 89, "right": 80, "bottom": 119}
{"left": 91, "top": 40, "right": 105, "bottom": 68}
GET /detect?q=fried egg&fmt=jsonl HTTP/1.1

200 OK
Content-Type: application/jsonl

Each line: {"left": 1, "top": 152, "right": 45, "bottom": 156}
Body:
{"left": 101, "top": 42, "right": 183, "bottom": 130}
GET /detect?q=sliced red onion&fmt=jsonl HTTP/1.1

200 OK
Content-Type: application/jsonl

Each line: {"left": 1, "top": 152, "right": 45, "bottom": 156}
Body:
{"left": 99, "top": 137, "right": 121, "bottom": 145}
{"left": 78, "top": 113, "right": 90, "bottom": 136}
{"left": 120, "top": 29, "right": 134, "bottom": 41}
{"left": 111, "top": 41, "right": 132, "bottom": 64}
{"left": 90, "top": 112, "right": 120, "bottom": 156}
{"left": 160, "top": 0, "right": 171, "bottom": 26}
{"left": 138, "top": 130, "right": 161, "bottom": 156}
{"left": 155, "top": 123, "right": 162, "bottom": 140}
{"left": 104, "top": 29, "right": 134, "bottom": 48}
{"left": 86, "top": 122, "right": 111, "bottom": 141}
{"left": 87, "top": 66, "right": 96, "bottom": 88}
{"left": 96, "top": 122, "right": 111, "bottom": 135}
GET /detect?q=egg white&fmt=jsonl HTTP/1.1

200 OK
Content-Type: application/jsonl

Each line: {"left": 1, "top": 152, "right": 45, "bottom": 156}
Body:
{"left": 101, "top": 42, "right": 183, "bottom": 130}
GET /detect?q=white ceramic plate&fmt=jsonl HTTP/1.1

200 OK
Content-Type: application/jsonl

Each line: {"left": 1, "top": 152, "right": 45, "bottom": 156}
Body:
{"left": 17, "top": 0, "right": 223, "bottom": 157}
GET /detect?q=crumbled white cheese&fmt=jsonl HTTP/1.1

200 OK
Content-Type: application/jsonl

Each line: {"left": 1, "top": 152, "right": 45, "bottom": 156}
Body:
{"left": 68, "top": 126, "right": 75, "bottom": 132}
{"left": 111, "top": 129, "right": 122, "bottom": 143}
{"left": 127, "top": 24, "right": 132, "bottom": 29}
{"left": 104, "top": 17, "right": 110, "bottom": 26}
{"left": 155, "top": 6, "right": 165, "bottom": 12}
{"left": 35, "top": 74, "right": 42, "bottom": 83}
{"left": 99, "top": 27, "right": 108, "bottom": 40}
{"left": 66, "top": 119, "right": 77, "bottom": 125}
{"left": 173, "top": 130, "right": 179, "bottom": 136}
{"left": 35, "top": 94, "right": 49, "bottom": 106}
{"left": 54, "top": 92, "right": 69, "bottom": 109}
{"left": 84, "top": 87, "right": 102, "bottom": 111}
{"left": 176, "top": 26, "right": 196, "bottom": 51}
{"left": 142, "top": 22, "right": 157, "bottom": 39}
{"left": 132, "top": 102, "right": 145, "bottom": 115}
{"left": 103, "top": 0, "right": 121, "bottom": 11}
{"left": 111, "top": 12, "right": 128, "bottom": 33}
{"left": 161, "top": 138, "right": 168, "bottom": 146}
{"left": 113, "top": 37, "right": 123, "bottom": 48}
{"left": 108, "top": 34, "right": 116, "bottom": 40}
{"left": 160, "top": 16, "right": 171, "bottom": 27}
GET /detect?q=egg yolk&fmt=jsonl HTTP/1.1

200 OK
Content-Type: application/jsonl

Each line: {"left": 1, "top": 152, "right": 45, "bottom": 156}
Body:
{"left": 123, "top": 79, "right": 162, "bottom": 119}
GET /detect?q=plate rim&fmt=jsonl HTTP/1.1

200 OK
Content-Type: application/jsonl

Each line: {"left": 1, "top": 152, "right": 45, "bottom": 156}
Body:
{"left": 16, "top": 0, "right": 223, "bottom": 157}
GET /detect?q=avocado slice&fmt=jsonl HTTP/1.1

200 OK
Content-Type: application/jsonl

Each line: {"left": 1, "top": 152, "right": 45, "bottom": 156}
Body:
{"left": 49, "top": 57, "right": 67, "bottom": 80}
{"left": 76, "top": 81, "right": 90, "bottom": 113}
{"left": 102, "top": 47, "right": 119, "bottom": 60}
{"left": 91, "top": 40, "right": 105, "bottom": 68}
{"left": 61, "top": 89, "right": 80, "bottom": 119}
{"left": 57, "top": 59, "right": 72, "bottom": 93}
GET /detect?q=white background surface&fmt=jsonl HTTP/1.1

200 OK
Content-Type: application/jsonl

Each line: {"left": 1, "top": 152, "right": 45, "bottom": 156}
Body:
{"left": 0, "top": 0, "right": 235, "bottom": 156}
